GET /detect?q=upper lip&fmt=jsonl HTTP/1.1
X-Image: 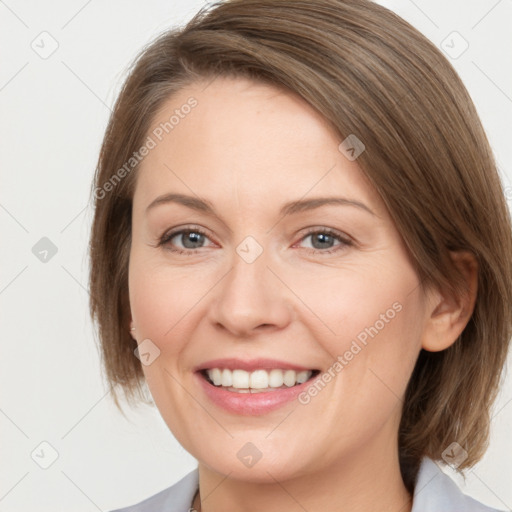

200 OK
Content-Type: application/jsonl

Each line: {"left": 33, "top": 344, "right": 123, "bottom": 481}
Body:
{"left": 193, "top": 358, "right": 317, "bottom": 373}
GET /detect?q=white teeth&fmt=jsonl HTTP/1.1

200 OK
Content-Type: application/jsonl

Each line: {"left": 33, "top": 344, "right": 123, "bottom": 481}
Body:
{"left": 249, "top": 369, "right": 269, "bottom": 389}
{"left": 296, "top": 370, "right": 310, "bottom": 384}
{"left": 232, "top": 369, "right": 250, "bottom": 388}
{"left": 221, "top": 368, "right": 232, "bottom": 387}
{"left": 268, "top": 369, "right": 284, "bottom": 387}
{"left": 210, "top": 368, "right": 222, "bottom": 386}
{"left": 205, "top": 368, "right": 313, "bottom": 390}
{"left": 283, "top": 369, "right": 296, "bottom": 387}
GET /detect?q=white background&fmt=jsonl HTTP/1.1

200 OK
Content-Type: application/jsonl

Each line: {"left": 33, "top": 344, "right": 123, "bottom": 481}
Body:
{"left": 0, "top": 0, "right": 511, "bottom": 511}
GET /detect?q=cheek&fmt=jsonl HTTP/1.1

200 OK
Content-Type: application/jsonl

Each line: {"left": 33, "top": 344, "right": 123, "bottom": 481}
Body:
{"left": 290, "top": 258, "right": 417, "bottom": 344}
{"left": 128, "top": 259, "right": 203, "bottom": 346}
{"left": 294, "top": 272, "right": 423, "bottom": 454}
{"left": 295, "top": 260, "right": 424, "bottom": 397}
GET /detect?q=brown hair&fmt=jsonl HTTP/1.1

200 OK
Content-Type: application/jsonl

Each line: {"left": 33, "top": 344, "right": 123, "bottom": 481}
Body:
{"left": 88, "top": 0, "right": 512, "bottom": 491}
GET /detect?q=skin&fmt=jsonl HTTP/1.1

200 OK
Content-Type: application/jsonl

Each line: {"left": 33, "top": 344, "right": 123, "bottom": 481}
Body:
{"left": 127, "top": 76, "right": 478, "bottom": 512}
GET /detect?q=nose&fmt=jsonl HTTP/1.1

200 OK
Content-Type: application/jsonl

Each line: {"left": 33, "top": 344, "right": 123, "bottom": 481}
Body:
{"left": 207, "top": 247, "right": 293, "bottom": 338}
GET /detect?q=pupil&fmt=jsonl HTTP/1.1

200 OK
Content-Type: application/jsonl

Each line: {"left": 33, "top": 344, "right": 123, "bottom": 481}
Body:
{"left": 313, "top": 233, "right": 333, "bottom": 249}
{"left": 183, "top": 232, "right": 204, "bottom": 249}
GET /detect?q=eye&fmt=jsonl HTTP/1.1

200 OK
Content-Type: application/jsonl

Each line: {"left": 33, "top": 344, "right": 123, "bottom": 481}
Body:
{"left": 158, "top": 226, "right": 214, "bottom": 255}
{"left": 156, "top": 226, "right": 353, "bottom": 256}
{"left": 296, "top": 228, "right": 353, "bottom": 254}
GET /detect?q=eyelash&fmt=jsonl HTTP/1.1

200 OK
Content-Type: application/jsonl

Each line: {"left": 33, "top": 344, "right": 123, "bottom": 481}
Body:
{"left": 157, "top": 226, "right": 353, "bottom": 256}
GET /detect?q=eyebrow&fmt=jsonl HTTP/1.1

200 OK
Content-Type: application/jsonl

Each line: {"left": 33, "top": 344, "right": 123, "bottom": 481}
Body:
{"left": 145, "top": 193, "right": 375, "bottom": 218}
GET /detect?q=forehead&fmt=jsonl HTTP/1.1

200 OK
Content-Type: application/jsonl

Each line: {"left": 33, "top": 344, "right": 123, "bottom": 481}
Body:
{"left": 133, "top": 76, "right": 383, "bottom": 217}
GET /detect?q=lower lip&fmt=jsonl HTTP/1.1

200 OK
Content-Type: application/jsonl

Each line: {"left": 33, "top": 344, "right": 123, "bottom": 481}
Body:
{"left": 195, "top": 371, "right": 318, "bottom": 415}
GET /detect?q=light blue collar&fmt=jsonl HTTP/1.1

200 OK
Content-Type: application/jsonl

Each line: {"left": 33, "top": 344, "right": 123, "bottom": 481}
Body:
{"left": 411, "top": 457, "right": 503, "bottom": 512}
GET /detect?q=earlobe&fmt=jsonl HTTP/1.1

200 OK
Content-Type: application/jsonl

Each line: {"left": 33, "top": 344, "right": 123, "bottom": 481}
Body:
{"left": 421, "top": 251, "right": 478, "bottom": 352}
{"left": 129, "top": 320, "right": 137, "bottom": 340}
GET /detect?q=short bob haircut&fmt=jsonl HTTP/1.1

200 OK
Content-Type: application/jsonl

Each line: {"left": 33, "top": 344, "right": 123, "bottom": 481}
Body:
{"left": 88, "top": 0, "right": 512, "bottom": 491}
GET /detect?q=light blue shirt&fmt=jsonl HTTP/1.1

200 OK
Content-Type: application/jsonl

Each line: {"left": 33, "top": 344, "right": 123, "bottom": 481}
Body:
{"left": 109, "top": 457, "right": 506, "bottom": 511}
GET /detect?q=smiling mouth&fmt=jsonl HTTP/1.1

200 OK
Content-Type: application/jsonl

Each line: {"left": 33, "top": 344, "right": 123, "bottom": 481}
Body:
{"left": 200, "top": 368, "right": 321, "bottom": 393}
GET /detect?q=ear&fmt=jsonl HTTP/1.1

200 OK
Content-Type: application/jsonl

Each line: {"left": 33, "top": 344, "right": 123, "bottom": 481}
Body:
{"left": 421, "top": 251, "right": 478, "bottom": 352}
{"left": 129, "top": 319, "right": 137, "bottom": 340}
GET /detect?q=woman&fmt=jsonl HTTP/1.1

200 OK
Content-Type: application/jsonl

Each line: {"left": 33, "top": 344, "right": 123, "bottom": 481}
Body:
{"left": 88, "top": 1, "right": 512, "bottom": 510}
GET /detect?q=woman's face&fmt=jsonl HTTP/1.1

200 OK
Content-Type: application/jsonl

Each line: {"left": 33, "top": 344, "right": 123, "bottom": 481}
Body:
{"left": 128, "top": 76, "right": 433, "bottom": 481}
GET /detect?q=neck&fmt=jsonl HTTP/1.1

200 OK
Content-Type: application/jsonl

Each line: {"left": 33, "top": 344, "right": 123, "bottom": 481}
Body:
{"left": 192, "top": 440, "right": 412, "bottom": 512}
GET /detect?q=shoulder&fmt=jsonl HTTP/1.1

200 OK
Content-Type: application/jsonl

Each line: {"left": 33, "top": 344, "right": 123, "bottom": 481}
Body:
{"left": 108, "top": 467, "right": 199, "bottom": 512}
{"left": 412, "top": 457, "right": 506, "bottom": 512}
